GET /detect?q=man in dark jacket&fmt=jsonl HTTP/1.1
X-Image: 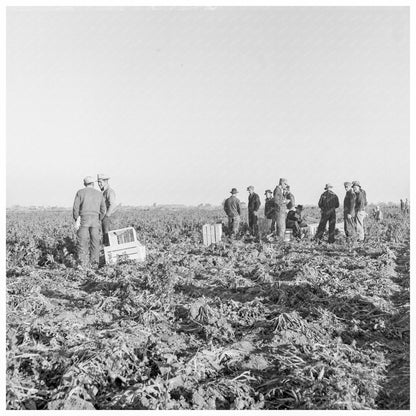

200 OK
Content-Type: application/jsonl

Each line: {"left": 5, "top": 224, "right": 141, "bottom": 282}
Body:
{"left": 73, "top": 176, "right": 106, "bottom": 268}
{"left": 247, "top": 186, "right": 261, "bottom": 237}
{"left": 273, "top": 178, "right": 290, "bottom": 239}
{"left": 224, "top": 188, "right": 241, "bottom": 238}
{"left": 286, "top": 205, "right": 307, "bottom": 239}
{"left": 352, "top": 181, "right": 367, "bottom": 242}
{"left": 264, "top": 189, "right": 277, "bottom": 233}
{"left": 315, "top": 183, "right": 340, "bottom": 244}
{"left": 343, "top": 182, "right": 356, "bottom": 240}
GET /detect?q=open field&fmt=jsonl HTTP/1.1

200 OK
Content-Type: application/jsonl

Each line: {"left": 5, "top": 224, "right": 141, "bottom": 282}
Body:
{"left": 6, "top": 206, "right": 410, "bottom": 410}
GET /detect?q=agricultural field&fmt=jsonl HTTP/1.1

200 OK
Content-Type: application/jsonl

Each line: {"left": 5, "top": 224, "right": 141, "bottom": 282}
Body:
{"left": 6, "top": 206, "right": 410, "bottom": 410}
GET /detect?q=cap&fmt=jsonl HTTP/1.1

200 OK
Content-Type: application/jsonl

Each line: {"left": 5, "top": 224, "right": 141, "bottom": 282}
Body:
{"left": 230, "top": 188, "right": 238, "bottom": 194}
{"left": 279, "top": 178, "right": 288, "bottom": 186}
{"left": 344, "top": 182, "right": 352, "bottom": 187}
{"left": 247, "top": 185, "right": 254, "bottom": 191}
{"left": 352, "top": 181, "right": 361, "bottom": 187}
{"left": 97, "top": 174, "right": 110, "bottom": 181}
{"left": 83, "top": 176, "right": 95, "bottom": 186}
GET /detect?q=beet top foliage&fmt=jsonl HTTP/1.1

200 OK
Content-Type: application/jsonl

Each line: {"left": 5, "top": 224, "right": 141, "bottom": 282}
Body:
{"left": 6, "top": 206, "right": 410, "bottom": 410}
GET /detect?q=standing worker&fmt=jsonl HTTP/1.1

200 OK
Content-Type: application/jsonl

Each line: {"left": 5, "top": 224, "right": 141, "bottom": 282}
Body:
{"left": 97, "top": 174, "right": 117, "bottom": 246}
{"left": 352, "top": 181, "right": 367, "bottom": 242}
{"left": 373, "top": 206, "right": 383, "bottom": 222}
{"left": 247, "top": 186, "right": 261, "bottom": 238}
{"left": 224, "top": 188, "right": 241, "bottom": 239}
{"left": 73, "top": 176, "right": 106, "bottom": 268}
{"left": 343, "top": 182, "right": 356, "bottom": 241}
{"left": 264, "top": 189, "right": 277, "bottom": 234}
{"left": 315, "top": 184, "right": 340, "bottom": 244}
{"left": 404, "top": 198, "right": 409, "bottom": 214}
{"left": 273, "top": 178, "right": 290, "bottom": 239}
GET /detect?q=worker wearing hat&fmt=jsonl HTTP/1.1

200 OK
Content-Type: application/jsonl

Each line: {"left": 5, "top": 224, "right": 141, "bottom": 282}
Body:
{"left": 352, "top": 181, "right": 368, "bottom": 242}
{"left": 223, "top": 188, "right": 241, "bottom": 239}
{"left": 286, "top": 204, "right": 307, "bottom": 239}
{"left": 73, "top": 176, "right": 106, "bottom": 268}
{"left": 315, "top": 183, "right": 340, "bottom": 244}
{"left": 247, "top": 186, "right": 261, "bottom": 239}
{"left": 264, "top": 189, "right": 277, "bottom": 233}
{"left": 97, "top": 174, "right": 117, "bottom": 246}
{"left": 343, "top": 182, "right": 356, "bottom": 241}
{"left": 272, "top": 178, "right": 291, "bottom": 239}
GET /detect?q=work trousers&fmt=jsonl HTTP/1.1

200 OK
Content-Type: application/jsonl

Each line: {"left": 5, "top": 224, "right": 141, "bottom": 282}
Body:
{"left": 270, "top": 218, "right": 276, "bottom": 234}
{"left": 228, "top": 216, "right": 240, "bottom": 238}
{"left": 248, "top": 211, "right": 259, "bottom": 236}
{"left": 102, "top": 215, "right": 114, "bottom": 246}
{"left": 77, "top": 215, "right": 101, "bottom": 266}
{"left": 344, "top": 215, "right": 356, "bottom": 239}
{"left": 274, "top": 211, "right": 286, "bottom": 239}
{"left": 315, "top": 209, "right": 336, "bottom": 243}
{"left": 355, "top": 210, "right": 366, "bottom": 241}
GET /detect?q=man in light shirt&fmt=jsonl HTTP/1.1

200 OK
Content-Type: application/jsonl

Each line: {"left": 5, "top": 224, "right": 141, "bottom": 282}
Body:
{"left": 97, "top": 174, "right": 117, "bottom": 246}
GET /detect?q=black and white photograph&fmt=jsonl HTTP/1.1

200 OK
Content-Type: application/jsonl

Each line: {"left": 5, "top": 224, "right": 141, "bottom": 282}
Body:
{"left": 4, "top": 2, "right": 412, "bottom": 412}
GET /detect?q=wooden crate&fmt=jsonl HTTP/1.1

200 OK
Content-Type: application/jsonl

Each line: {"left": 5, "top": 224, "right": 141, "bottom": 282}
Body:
{"left": 108, "top": 227, "right": 136, "bottom": 246}
{"left": 104, "top": 227, "right": 146, "bottom": 265}
{"left": 307, "top": 222, "right": 345, "bottom": 237}
{"left": 284, "top": 229, "right": 293, "bottom": 242}
{"left": 307, "top": 223, "right": 319, "bottom": 236}
{"left": 202, "top": 224, "right": 222, "bottom": 246}
{"left": 104, "top": 242, "right": 146, "bottom": 265}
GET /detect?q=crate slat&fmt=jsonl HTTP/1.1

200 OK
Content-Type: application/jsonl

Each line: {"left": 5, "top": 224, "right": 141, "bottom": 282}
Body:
{"left": 202, "top": 223, "right": 222, "bottom": 246}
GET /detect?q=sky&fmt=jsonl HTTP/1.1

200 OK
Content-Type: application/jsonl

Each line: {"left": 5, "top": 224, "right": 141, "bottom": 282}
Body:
{"left": 6, "top": 6, "right": 410, "bottom": 207}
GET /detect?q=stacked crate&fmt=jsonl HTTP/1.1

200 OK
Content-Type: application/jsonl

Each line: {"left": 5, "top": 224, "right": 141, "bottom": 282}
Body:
{"left": 104, "top": 227, "right": 146, "bottom": 265}
{"left": 202, "top": 224, "right": 222, "bottom": 246}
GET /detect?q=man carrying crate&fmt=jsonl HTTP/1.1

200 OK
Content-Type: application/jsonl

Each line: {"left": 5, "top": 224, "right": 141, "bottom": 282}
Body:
{"left": 73, "top": 176, "right": 106, "bottom": 268}
{"left": 97, "top": 174, "right": 117, "bottom": 246}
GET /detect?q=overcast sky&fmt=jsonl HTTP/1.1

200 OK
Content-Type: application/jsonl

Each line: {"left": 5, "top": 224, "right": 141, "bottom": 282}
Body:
{"left": 6, "top": 6, "right": 409, "bottom": 207}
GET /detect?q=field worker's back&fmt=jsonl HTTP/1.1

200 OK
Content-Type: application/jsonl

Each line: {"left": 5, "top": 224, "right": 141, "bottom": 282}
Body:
{"left": 73, "top": 188, "right": 106, "bottom": 220}
{"left": 224, "top": 195, "right": 241, "bottom": 218}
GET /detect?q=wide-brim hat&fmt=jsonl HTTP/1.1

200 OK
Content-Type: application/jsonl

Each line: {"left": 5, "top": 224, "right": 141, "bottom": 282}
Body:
{"left": 230, "top": 188, "right": 238, "bottom": 194}
{"left": 97, "top": 174, "right": 110, "bottom": 181}
{"left": 264, "top": 189, "right": 272, "bottom": 195}
{"left": 324, "top": 183, "right": 333, "bottom": 190}
{"left": 83, "top": 176, "right": 95, "bottom": 185}
{"left": 295, "top": 204, "right": 303, "bottom": 210}
{"left": 352, "top": 181, "right": 361, "bottom": 187}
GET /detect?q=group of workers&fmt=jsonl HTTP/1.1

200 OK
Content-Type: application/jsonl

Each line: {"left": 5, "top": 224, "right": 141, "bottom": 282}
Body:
{"left": 400, "top": 199, "right": 410, "bottom": 214}
{"left": 73, "top": 173, "right": 405, "bottom": 268}
{"left": 224, "top": 178, "right": 370, "bottom": 244}
{"left": 72, "top": 174, "right": 117, "bottom": 268}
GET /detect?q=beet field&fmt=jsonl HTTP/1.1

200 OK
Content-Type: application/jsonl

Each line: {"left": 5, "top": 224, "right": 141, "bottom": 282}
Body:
{"left": 6, "top": 206, "right": 410, "bottom": 410}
